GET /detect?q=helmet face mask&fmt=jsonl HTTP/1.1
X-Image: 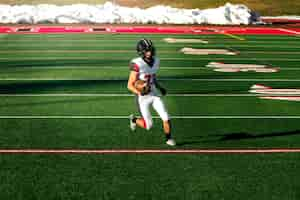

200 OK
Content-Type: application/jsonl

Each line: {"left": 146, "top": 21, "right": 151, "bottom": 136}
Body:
{"left": 137, "top": 39, "right": 156, "bottom": 58}
{"left": 144, "top": 50, "right": 153, "bottom": 59}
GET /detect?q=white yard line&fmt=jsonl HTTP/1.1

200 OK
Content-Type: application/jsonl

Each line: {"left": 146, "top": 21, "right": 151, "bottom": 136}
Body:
{"left": 0, "top": 148, "right": 300, "bottom": 154}
{"left": 0, "top": 93, "right": 298, "bottom": 97}
{"left": 3, "top": 38, "right": 299, "bottom": 42}
{"left": 1, "top": 78, "right": 300, "bottom": 82}
{"left": 0, "top": 116, "right": 299, "bottom": 119}
{"left": 1, "top": 50, "right": 300, "bottom": 54}
{"left": 0, "top": 66, "right": 206, "bottom": 70}
{"left": 2, "top": 66, "right": 300, "bottom": 71}
{"left": 0, "top": 57, "right": 300, "bottom": 61}
{"left": 2, "top": 40, "right": 300, "bottom": 44}
{"left": 2, "top": 44, "right": 300, "bottom": 48}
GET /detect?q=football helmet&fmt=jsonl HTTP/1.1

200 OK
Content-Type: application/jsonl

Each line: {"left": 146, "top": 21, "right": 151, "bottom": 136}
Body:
{"left": 136, "top": 38, "right": 156, "bottom": 57}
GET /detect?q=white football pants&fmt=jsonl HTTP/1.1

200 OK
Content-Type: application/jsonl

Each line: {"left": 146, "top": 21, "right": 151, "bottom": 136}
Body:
{"left": 137, "top": 95, "right": 169, "bottom": 130}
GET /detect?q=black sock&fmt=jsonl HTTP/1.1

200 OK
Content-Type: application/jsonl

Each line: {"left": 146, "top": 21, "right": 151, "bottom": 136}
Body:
{"left": 165, "top": 133, "right": 172, "bottom": 140}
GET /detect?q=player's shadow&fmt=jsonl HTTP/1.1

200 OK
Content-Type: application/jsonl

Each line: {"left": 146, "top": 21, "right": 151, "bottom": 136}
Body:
{"left": 176, "top": 130, "right": 300, "bottom": 146}
{"left": 0, "top": 97, "right": 103, "bottom": 108}
{"left": 215, "top": 130, "right": 300, "bottom": 141}
{"left": 0, "top": 79, "right": 127, "bottom": 94}
{"left": 0, "top": 59, "right": 125, "bottom": 68}
{"left": 175, "top": 135, "right": 209, "bottom": 146}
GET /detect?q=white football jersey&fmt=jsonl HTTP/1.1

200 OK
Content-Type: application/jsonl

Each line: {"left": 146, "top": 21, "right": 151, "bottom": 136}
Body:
{"left": 130, "top": 57, "right": 160, "bottom": 95}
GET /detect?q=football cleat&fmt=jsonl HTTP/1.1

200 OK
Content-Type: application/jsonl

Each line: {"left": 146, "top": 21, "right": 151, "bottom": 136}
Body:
{"left": 129, "top": 114, "right": 136, "bottom": 131}
{"left": 166, "top": 139, "right": 176, "bottom": 146}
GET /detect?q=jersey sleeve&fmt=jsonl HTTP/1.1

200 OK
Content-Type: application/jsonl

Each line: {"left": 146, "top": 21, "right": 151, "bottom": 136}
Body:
{"left": 129, "top": 62, "right": 140, "bottom": 72}
{"left": 156, "top": 58, "right": 160, "bottom": 69}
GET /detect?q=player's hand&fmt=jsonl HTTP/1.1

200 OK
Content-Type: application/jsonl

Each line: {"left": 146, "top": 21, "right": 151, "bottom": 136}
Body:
{"left": 160, "top": 87, "right": 167, "bottom": 96}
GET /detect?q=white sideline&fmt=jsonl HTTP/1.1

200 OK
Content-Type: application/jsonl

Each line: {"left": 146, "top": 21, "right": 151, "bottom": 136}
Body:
{"left": 0, "top": 149, "right": 300, "bottom": 154}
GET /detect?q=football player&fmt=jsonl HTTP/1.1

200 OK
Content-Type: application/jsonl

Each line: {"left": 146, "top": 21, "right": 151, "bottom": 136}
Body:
{"left": 127, "top": 39, "right": 176, "bottom": 146}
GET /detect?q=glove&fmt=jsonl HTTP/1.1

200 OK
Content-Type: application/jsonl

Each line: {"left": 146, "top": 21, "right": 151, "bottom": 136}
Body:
{"left": 159, "top": 87, "right": 167, "bottom": 96}
{"left": 141, "top": 84, "right": 151, "bottom": 96}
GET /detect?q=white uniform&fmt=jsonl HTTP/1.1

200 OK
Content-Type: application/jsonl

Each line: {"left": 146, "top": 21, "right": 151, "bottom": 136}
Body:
{"left": 130, "top": 57, "right": 169, "bottom": 130}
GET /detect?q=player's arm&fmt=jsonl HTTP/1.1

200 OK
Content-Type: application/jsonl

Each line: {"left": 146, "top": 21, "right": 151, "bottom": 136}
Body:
{"left": 127, "top": 71, "right": 141, "bottom": 95}
{"left": 127, "top": 62, "right": 141, "bottom": 95}
{"left": 154, "top": 75, "right": 167, "bottom": 96}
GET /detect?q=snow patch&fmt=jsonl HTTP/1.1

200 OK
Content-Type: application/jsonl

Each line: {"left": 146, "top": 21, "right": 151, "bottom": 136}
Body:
{"left": 181, "top": 48, "right": 237, "bottom": 55}
{"left": 206, "top": 62, "right": 279, "bottom": 73}
{"left": 0, "top": 2, "right": 258, "bottom": 24}
{"left": 249, "top": 84, "right": 300, "bottom": 102}
{"left": 164, "top": 38, "right": 209, "bottom": 43}
{"left": 259, "top": 96, "right": 300, "bottom": 101}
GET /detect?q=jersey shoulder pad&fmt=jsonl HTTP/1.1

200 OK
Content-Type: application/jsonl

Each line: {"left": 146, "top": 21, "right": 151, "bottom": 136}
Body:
{"left": 129, "top": 58, "right": 140, "bottom": 72}
{"left": 130, "top": 57, "right": 143, "bottom": 72}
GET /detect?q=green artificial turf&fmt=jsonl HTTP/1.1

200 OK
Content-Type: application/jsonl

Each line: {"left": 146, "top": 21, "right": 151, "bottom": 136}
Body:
{"left": 0, "top": 33, "right": 300, "bottom": 199}
{"left": 1, "top": 154, "right": 300, "bottom": 200}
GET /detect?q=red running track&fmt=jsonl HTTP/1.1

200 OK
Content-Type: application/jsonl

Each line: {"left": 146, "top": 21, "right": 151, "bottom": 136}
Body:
{"left": 0, "top": 25, "right": 300, "bottom": 35}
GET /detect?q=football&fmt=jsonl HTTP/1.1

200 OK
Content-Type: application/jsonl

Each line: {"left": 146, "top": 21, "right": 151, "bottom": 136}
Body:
{"left": 135, "top": 80, "right": 151, "bottom": 95}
